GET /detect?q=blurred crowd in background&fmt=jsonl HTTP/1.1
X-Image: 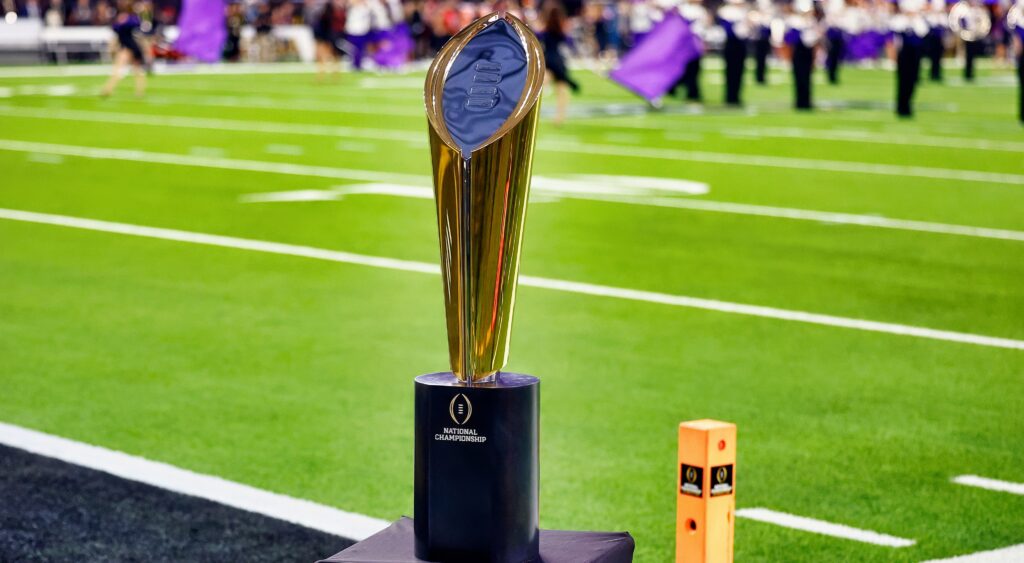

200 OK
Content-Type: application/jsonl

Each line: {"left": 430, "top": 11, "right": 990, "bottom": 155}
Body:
{"left": 1, "top": 0, "right": 1020, "bottom": 65}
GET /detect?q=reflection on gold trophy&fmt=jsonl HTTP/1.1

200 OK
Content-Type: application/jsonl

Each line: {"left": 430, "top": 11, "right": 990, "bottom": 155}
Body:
{"left": 424, "top": 13, "right": 545, "bottom": 383}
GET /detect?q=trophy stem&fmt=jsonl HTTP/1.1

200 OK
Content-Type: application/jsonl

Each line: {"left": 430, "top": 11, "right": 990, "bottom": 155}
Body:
{"left": 459, "top": 156, "right": 476, "bottom": 386}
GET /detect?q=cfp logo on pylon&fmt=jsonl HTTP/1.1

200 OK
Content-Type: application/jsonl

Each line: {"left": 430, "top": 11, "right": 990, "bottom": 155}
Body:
{"left": 449, "top": 393, "right": 473, "bottom": 425}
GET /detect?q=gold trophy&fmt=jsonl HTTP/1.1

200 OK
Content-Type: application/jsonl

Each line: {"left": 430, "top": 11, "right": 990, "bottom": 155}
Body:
{"left": 321, "top": 13, "right": 636, "bottom": 563}
{"left": 424, "top": 12, "right": 545, "bottom": 384}
{"left": 415, "top": 11, "right": 546, "bottom": 562}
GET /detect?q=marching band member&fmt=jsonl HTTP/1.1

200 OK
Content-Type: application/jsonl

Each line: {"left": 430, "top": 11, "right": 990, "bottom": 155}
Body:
{"left": 871, "top": 1, "right": 893, "bottom": 67}
{"left": 629, "top": 0, "right": 657, "bottom": 47}
{"left": 825, "top": 0, "right": 847, "bottom": 84}
{"left": 950, "top": 0, "right": 991, "bottom": 81}
{"left": 750, "top": 0, "right": 774, "bottom": 84}
{"left": 717, "top": 0, "right": 751, "bottom": 105}
{"left": 786, "top": 0, "right": 820, "bottom": 108}
{"left": 892, "top": 0, "right": 929, "bottom": 116}
{"left": 345, "top": 0, "right": 374, "bottom": 70}
{"left": 678, "top": 0, "right": 709, "bottom": 101}
{"left": 368, "top": 0, "right": 392, "bottom": 51}
{"left": 1010, "top": 0, "right": 1023, "bottom": 121}
{"left": 924, "top": 0, "right": 947, "bottom": 81}
{"left": 841, "top": 0, "right": 875, "bottom": 65}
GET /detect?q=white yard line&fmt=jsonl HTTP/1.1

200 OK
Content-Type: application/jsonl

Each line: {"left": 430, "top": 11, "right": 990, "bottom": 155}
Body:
{"left": 602, "top": 195, "right": 1024, "bottom": 242}
{"left": 264, "top": 143, "right": 305, "bottom": 156}
{"left": 1, "top": 207, "right": 1022, "bottom": 351}
{"left": 0, "top": 421, "right": 390, "bottom": 540}
{"left": 0, "top": 106, "right": 422, "bottom": 142}
{"left": 538, "top": 140, "right": 1024, "bottom": 186}
{"left": 1, "top": 137, "right": 1022, "bottom": 243}
{"left": 736, "top": 508, "right": 915, "bottom": 548}
{"left": 144, "top": 93, "right": 426, "bottom": 117}
{"left": 0, "top": 62, "right": 322, "bottom": 79}
{"left": 922, "top": 544, "right": 1024, "bottom": 562}
{"left": 721, "top": 127, "right": 1024, "bottom": 153}
{"left": 0, "top": 139, "right": 424, "bottom": 184}
{"left": 154, "top": 82, "right": 422, "bottom": 102}
{"left": 952, "top": 475, "right": 1024, "bottom": 496}
{"left": 3, "top": 106, "right": 1022, "bottom": 186}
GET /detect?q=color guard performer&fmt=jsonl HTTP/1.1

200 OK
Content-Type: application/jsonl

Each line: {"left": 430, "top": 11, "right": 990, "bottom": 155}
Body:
{"left": 717, "top": 0, "right": 751, "bottom": 105}
{"left": 100, "top": 0, "right": 147, "bottom": 97}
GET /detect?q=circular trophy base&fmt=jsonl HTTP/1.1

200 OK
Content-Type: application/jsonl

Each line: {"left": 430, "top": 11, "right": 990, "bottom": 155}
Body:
{"left": 413, "top": 372, "right": 539, "bottom": 563}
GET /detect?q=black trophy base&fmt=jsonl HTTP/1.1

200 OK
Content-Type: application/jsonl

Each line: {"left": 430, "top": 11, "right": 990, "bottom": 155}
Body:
{"left": 414, "top": 372, "right": 539, "bottom": 563}
{"left": 318, "top": 517, "right": 635, "bottom": 563}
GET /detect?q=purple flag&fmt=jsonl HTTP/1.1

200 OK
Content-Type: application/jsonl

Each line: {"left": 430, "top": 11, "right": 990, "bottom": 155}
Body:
{"left": 175, "top": 0, "right": 226, "bottom": 63}
{"left": 372, "top": 23, "right": 414, "bottom": 68}
{"left": 609, "top": 11, "right": 700, "bottom": 102}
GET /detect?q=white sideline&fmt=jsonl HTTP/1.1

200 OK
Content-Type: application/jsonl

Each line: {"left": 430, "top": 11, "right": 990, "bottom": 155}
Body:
{"left": 735, "top": 508, "right": 915, "bottom": 548}
{"left": 1, "top": 137, "right": 1022, "bottom": 243}
{"left": 923, "top": 544, "right": 1024, "bottom": 562}
{"left": 952, "top": 475, "right": 1024, "bottom": 496}
{"left": 0, "top": 421, "right": 391, "bottom": 541}
{"left": 4, "top": 105, "right": 1022, "bottom": 186}
{"left": 1, "top": 207, "right": 1023, "bottom": 351}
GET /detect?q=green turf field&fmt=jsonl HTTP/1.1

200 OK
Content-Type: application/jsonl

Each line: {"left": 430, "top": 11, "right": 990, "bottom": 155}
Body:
{"left": 0, "top": 63, "right": 1022, "bottom": 562}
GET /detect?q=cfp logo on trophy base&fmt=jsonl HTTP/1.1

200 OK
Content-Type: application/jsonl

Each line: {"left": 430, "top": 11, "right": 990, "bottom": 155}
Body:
{"left": 449, "top": 393, "right": 473, "bottom": 425}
